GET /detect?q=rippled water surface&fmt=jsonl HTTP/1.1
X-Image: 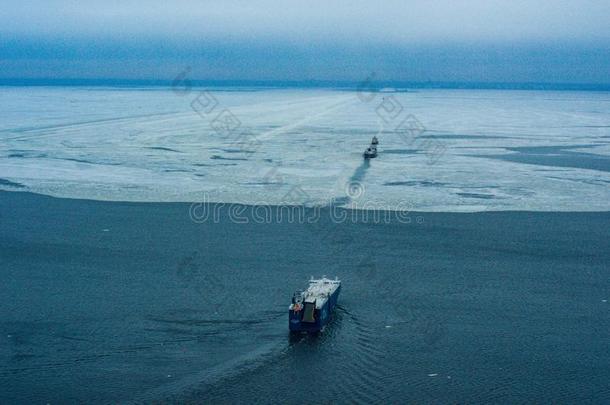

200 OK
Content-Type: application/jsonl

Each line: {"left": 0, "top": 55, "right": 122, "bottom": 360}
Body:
{"left": 1, "top": 192, "right": 609, "bottom": 403}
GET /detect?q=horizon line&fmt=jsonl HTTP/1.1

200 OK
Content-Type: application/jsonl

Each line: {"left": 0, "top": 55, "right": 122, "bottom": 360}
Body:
{"left": 1, "top": 78, "right": 610, "bottom": 92}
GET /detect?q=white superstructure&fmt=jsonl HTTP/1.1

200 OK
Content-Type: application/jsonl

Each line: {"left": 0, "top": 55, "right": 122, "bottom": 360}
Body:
{"left": 300, "top": 277, "right": 340, "bottom": 309}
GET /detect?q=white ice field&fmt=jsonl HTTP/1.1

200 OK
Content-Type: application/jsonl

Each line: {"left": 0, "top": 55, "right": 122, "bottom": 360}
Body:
{"left": 1, "top": 86, "right": 610, "bottom": 211}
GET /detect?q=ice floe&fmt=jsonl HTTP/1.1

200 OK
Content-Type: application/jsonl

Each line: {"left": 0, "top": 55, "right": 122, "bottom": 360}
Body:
{"left": 1, "top": 87, "right": 609, "bottom": 211}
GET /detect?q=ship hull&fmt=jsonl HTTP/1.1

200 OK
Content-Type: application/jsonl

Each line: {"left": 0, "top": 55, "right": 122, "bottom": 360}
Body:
{"left": 289, "top": 285, "right": 341, "bottom": 333}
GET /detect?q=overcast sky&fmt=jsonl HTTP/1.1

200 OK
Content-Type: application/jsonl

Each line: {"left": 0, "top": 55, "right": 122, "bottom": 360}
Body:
{"left": 1, "top": 0, "right": 609, "bottom": 83}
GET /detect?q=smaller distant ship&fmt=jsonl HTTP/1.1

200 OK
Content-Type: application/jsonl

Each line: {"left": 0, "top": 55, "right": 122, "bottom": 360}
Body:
{"left": 289, "top": 277, "right": 341, "bottom": 333}
{"left": 363, "top": 136, "right": 379, "bottom": 159}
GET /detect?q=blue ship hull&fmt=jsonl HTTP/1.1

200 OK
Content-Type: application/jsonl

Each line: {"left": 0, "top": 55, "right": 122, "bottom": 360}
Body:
{"left": 289, "top": 285, "right": 341, "bottom": 333}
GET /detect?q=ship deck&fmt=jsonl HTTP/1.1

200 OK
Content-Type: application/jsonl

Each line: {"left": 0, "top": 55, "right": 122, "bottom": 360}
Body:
{"left": 303, "top": 278, "right": 340, "bottom": 309}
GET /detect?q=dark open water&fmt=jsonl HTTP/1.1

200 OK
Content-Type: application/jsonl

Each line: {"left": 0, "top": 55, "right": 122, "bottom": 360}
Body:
{"left": 1, "top": 191, "right": 609, "bottom": 403}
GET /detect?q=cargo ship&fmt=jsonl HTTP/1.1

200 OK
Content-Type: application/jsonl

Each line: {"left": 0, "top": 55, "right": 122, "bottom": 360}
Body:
{"left": 289, "top": 277, "right": 341, "bottom": 333}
